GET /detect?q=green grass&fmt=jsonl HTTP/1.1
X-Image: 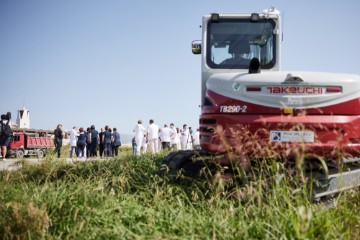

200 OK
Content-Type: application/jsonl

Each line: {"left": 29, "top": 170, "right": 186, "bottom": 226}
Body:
{"left": 0, "top": 152, "right": 359, "bottom": 239}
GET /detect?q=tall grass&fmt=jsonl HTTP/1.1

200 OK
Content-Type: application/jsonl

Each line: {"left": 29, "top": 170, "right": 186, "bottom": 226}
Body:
{"left": 0, "top": 152, "right": 359, "bottom": 239}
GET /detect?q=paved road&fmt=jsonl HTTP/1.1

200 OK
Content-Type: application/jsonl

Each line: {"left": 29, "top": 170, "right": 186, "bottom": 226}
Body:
{"left": 0, "top": 158, "right": 69, "bottom": 171}
{"left": 0, "top": 159, "right": 27, "bottom": 171}
{"left": 0, "top": 157, "right": 114, "bottom": 171}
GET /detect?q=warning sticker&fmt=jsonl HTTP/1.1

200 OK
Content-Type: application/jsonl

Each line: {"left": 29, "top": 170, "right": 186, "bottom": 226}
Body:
{"left": 270, "top": 131, "right": 314, "bottom": 142}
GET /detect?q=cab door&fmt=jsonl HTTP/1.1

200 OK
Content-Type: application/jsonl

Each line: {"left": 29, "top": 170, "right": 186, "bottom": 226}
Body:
{"left": 8, "top": 133, "right": 24, "bottom": 150}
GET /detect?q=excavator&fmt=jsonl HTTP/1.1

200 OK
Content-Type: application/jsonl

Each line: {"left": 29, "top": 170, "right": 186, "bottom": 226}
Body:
{"left": 160, "top": 8, "right": 360, "bottom": 200}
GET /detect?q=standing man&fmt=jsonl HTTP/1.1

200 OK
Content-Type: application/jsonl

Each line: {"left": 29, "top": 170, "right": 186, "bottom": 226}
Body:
{"left": 132, "top": 137, "right": 137, "bottom": 155}
{"left": 99, "top": 128, "right": 105, "bottom": 158}
{"left": 85, "top": 127, "right": 91, "bottom": 157}
{"left": 193, "top": 128, "right": 200, "bottom": 149}
{"left": 147, "top": 119, "right": 159, "bottom": 154}
{"left": 69, "top": 126, "right": 78, "bottom": 158}
{"left": 133, "top": 120, "right": 145, "bottom": 156}
{"left": 102, "top": 126, "right": 113, "bottom": 159}
{"left": 112, "top": 127, "right": 121, "bottom": 156}
{"left": 90, "top": 125, "right": 99, "bottom": 157}
{"left": 176, "top": 127, "right": 181, "bottom": 150}
{"left": 170, "top": 123, "right": 179, "bottom": 150}
{"left": 189, "top": 127, "right": 194, "bottom": 149}
{"left": 0, "top": 113, "right": 12, "bottom": 161}
{"left": 160, "top": 124, "right": 172, "bottom": 151}
{"left": 141, "top": 133, "right": 148, "bottom": 154}
{"left": 181, "top": 124, "right": 192, "bottom": 150}
{"left": 53, "top": 124, "right": 64, "bottom": 158}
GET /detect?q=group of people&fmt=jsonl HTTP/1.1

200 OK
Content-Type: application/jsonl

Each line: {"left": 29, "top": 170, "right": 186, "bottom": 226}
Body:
{"left": 132, "top": 119, "right": 200, "bottom": 156}
{"left": 54, "top": 124, "right": 121, "bottom": 159}
{"left": 1, "top": 119, "right": 200, "bottom": 161}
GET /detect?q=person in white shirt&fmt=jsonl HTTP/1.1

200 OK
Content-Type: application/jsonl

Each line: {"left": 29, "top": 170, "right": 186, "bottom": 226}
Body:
{"left": 147, "top": 119, "right": 159, "bottom": 154}
{"left": 181, "top": 124, "right": 193, "bottom": 150}
{"left": 188, "top": 127, "right": 194, "bottom": 150}
{"left": 176, "top": 128, "right": 182, "bottom": 150}
{"left": 170, "top": 123, "right": 179, "bottom": 150}
{"left": 69, "top": 126, "right": 79, "bottom": 158}
{"left": 133, "top": 120, "right": 146, "bottom": 156}
{"left": 141, "top": 133, "right": 148, "bottom": 154}
{"left": 193, "top": 128, "right": 200, "bottom": 149}
{"left": 158, "top": 129, "right": 162, "bottom": 152}
{"left": 181, "top": 124, "right": 189, "bottom": 150}
{"left": 160, "top": 124, "right": 172, "bottom": 150}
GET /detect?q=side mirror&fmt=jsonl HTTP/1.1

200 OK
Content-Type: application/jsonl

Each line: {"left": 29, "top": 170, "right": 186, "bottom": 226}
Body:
{"left": 192, "top": 40, "right": 202, "bottom": 54}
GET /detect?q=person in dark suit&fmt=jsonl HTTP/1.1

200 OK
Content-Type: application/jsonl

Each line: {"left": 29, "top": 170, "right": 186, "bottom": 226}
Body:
{"left": 53, "top": 124, "right": 64, "bottom": 158}
{"left": 99, "top": 128, "right": 105, "bottom": 158}
{"left": 112, "top": 128, "right": 121, "bottom": 156}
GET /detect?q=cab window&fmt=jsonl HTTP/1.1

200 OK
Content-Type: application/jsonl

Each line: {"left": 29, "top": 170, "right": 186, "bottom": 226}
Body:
{"left": 207, "top": 19, "right": 276, "bottom": 69}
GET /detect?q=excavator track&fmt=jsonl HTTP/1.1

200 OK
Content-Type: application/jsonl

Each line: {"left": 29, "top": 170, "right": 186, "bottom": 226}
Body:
{"left": 160, "top": 151, "right": 360, "bottom": 201}
{"left": 309, "top": 162, "right": 360, "bottom": 200}
{"left": 159, "top": 150, "right": 218, "bottom": 179}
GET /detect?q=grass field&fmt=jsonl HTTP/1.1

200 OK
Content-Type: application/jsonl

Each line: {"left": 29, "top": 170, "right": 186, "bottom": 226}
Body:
{"left": 0, "top": 149, "right": 359, "bottom": 239}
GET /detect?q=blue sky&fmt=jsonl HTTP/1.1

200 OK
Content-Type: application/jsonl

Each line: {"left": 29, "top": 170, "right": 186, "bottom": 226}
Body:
{"left": 0, "top": 0, "right": 359, "bottom": 134}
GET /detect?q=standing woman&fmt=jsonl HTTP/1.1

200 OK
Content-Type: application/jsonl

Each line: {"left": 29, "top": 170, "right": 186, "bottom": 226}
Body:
{"left": 69, "top": 126, "right": 78, "bottom": 158}
{"left": 102, "top": 126, "right": 113, "bottom": 159}
{"left": 53, "top": 124, "right": 64, "bottom": 158}
{"left": 77, "top": 127, "right": 87, "bottom": 159}
{"left": 112, "top": 127, "right": 121, "bottom": 156}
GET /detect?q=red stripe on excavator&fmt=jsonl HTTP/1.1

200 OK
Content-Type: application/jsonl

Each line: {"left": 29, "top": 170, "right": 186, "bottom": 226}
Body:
{"left": 326, "top": 87, "right": 342, "bottom": 93}
{"left": 204, "top": 90, "right": 360, "bottom": 115}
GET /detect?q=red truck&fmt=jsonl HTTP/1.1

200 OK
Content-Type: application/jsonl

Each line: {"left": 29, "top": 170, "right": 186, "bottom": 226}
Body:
{"left": 8, "top": 132, "right": 54, "bottom": 158}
